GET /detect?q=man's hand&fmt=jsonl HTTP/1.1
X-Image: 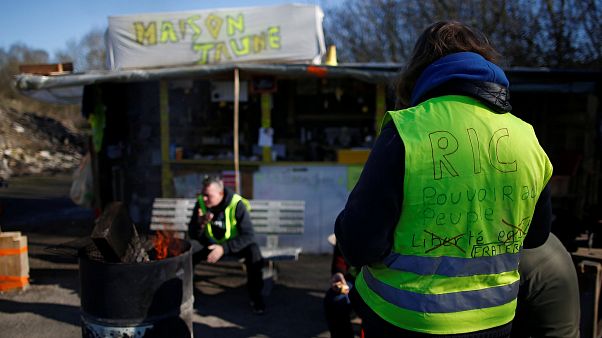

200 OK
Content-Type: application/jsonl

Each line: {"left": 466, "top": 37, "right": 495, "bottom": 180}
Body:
{"left": 207, "top": 244, "right": 224, "bottom": 263}
{"left": 198, "top": 211, "right": 213, "bottom": 230}
{"left": 330, "top": 272, "right": 349, "bottom": 294}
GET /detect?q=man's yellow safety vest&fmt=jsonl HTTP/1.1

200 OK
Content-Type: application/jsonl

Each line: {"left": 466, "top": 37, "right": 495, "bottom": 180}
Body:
{"left": 200, "top": 193, "right": 250, "bottom": 244}
{"left": 355, "top": 95, "right": 553, "bottom": 334}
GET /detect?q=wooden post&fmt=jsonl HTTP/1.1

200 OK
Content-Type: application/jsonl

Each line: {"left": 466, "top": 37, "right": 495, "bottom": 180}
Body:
{"left": 261, "top": 93, "right": 272, "bottom": 162}
{"left": 586, "top": 94, "right": 599, "bottom": 206}
{"left": 375, "top": 84, "right": 386, "bottom": 136}
{"left": 159, "top": 80, "right": 173, "bottom": 197}
{"left": 233, "top": 68, "right": 241, "bottom": 194}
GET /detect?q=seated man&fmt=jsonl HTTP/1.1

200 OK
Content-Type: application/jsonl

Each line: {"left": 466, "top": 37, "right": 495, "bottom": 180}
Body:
{"left": 188, "top": 175, "right": 265, "bottom": 314}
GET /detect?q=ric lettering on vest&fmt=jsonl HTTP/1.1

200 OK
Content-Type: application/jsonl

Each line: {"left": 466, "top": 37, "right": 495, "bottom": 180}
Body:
{"left": 404, "top": 125, "right": 541, "bottom": 257}
{"left": 429, "top": 128, "right": 516, "bottom": 180}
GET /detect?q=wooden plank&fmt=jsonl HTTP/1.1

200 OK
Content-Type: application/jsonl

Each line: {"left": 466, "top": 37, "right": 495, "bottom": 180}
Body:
{"left": 251, "top": 217, "right": 304, "bottom": 223}
{"left": 259, "top": 246, "right": 302, "bottom": 261}
{"left": 234, "top": 67, "right": 241, "bottom": 194}
{"left": 150, "top": 198, "right": 195, "bottom": 233}
{"left": 375, "top": 83, "right": 386, "bottom": 135}
{"left": 251, "top": 208, "right": 305, "bottom": 214}
{"left": 251, "top": 220, "right": 303, "bottom": 232}
{"left": 152, "top": 204, "right": 195, "bottom": 210}
{"left": 261, "top": 93, "right": 272, "bottom": 162}
{"left": 249, "top": 199, "right": 305, "bottom": 235}
{"left": 154, "top": 198, "right": 196, "bottom": 205}
{"left": 151, "top": 217, "right": 192, "bottom": 223}
{"left": 152, "top": 211, "right": 194, "bottom": 218}
{"left": 150, "top": 223, "right": 188, "bottom": 231}
{"left": 152, "top": 210, "right": 194, "bottom": 215}
{"left": 577, "top": 260, "right": 602, "bottom": 338}
{"left": 19, "top": 62, "right": 73, "bottom": 75}
{"left": 159, "top": 80, "right": 174, "bottom": 198}
{"left": 90, "top": 202, "right": 135, "bottom": 262}
{"left": 250, "top": 200, "right": 305, "bottom": 208}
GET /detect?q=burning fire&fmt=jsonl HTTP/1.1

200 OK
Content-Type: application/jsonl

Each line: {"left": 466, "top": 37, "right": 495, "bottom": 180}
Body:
{"left": 153, "top": 231, "right": 182, "bottom": 260}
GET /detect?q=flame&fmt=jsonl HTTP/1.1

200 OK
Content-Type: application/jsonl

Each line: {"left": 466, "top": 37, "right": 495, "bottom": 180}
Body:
{"left": 153, "top": 230, "right": 182, "bottom": 260}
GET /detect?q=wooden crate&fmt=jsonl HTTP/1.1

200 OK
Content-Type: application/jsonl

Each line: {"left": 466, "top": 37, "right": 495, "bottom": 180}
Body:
{"left": 0, "top": 231, "right": 29, "bottom": 292}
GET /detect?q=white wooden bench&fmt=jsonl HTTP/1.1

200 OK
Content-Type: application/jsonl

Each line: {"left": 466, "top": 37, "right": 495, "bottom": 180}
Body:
{"left": 150, "top": 198, "right": 305, "bottom": 261}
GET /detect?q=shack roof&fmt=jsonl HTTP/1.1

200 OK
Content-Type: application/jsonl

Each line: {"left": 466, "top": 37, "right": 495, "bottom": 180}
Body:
{"left": 13, "top": 62, "right": 601, "bottom": 105}
{"left": 13, "top": 63, "right": 401, "bottom": 104}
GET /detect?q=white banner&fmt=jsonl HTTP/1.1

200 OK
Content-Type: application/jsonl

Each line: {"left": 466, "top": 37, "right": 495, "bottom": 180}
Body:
{"left": 106, "top": 4, "right": 326, "bottom": 70}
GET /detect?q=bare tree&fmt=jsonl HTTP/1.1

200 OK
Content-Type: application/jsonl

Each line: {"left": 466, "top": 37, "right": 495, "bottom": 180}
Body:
{"left": 56, "top": 28, "right": 107, "bottom": 71}
{"left": 325, "top": 0, "right": 417, "bottom": 62}
{"left": 324, "top": 0, "right": 601, "bottom": 68}
{"left": 0, "top": 43, "right": 49, "bottom": 98}
{"left": 575, "top": 0, "right": 602, "bottom": 66}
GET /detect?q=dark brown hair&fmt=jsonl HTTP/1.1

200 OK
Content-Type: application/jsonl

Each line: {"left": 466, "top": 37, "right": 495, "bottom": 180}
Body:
{"left": 395, "top": 21, "right": 500, "bottom": 109}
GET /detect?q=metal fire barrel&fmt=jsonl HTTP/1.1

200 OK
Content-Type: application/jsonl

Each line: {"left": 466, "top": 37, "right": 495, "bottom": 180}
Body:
{"left": 79, "top": 239, "right": 193, "bottom": 338}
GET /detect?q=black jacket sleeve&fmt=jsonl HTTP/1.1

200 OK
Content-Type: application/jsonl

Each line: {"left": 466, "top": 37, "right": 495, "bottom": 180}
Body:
{"left": 335, "top": 122, "right": 404, "bottom": 267}
{"left": 222, "top": 201, "right": 256, "bottom": 255}
{"left": 331, "top": 245, "right": 350, "bottom": 276}
{"left": 522, "top": 183, "right": 552, "bottom": 249}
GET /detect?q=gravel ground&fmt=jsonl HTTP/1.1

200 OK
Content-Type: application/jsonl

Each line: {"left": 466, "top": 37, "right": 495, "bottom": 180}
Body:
{"left": 0, "top": 175, "right": 351, "bottom": 337}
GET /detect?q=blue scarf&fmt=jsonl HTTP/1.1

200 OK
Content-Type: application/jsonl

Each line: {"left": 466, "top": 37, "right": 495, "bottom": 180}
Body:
{"left": 410, "top": 52, "right": 509, "bottom": 106}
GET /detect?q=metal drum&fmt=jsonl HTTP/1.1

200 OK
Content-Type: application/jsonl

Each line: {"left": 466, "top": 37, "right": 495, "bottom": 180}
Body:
{"left": 79, "top": 239, "right": 193, "bottom": 338}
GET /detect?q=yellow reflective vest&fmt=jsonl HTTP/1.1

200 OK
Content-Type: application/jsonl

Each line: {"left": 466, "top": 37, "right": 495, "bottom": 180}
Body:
{"left": 201, "top": 193, "right": 250, "bottom": 244}
{"left": 355, "top": 95, "right": 553, "bottom": 334}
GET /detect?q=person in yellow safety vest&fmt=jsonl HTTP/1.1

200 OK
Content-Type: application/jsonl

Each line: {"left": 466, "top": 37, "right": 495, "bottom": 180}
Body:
{"left": 335, "top": 21, "right": 554, "bottom": 337}
{"left": 188, "top": 175, "right": 266, "bottom": 314}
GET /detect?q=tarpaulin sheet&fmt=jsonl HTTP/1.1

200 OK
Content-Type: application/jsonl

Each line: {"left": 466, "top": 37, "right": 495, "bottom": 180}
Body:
{"left": 106, "top": 4, "right": 326, "bottom": 70}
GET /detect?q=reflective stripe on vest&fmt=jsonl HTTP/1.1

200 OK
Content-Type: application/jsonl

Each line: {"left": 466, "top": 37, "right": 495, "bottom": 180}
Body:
{"left": 356, "top": 95, "right": 553, "bottom": 334}
{"left": 362, "top": 266, "right": 519, "bottom": 313}
{"left": 205, "top": 194, "right": 248, "bottom": 244}
{"left": 382, "top": 252, "right": 520, "bottom": 277}
{"left": 355, "top": 269, "right": 518, "bottom": 334}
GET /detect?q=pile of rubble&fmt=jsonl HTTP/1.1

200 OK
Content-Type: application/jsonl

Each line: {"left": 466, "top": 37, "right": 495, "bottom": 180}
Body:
{"left": 0, "top": 105, "right": 86, "bottom": 178}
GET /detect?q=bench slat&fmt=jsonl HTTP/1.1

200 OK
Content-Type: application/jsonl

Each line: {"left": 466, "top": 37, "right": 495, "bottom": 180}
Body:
{"left": 259, "top": 246, "right": 302, "bottom": 261}
{"left": 150, "top": 223, "right": 188, "bottom": 231}
{"left": 151, "top": 216, "right": 192, "bottom": 223}
{"left": 153, "top": 202, "right": 196, "bottom": 207}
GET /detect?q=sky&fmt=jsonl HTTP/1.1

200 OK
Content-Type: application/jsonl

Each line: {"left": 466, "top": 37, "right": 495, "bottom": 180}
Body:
{"left": 0, "top": 0, "right": 335, "bottom": 57}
